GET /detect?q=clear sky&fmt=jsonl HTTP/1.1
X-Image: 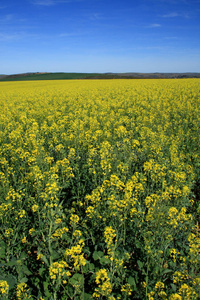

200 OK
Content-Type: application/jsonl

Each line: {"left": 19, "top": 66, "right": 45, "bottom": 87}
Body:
{"left": 0, "top": 0, "right": 200, "bottom": 74}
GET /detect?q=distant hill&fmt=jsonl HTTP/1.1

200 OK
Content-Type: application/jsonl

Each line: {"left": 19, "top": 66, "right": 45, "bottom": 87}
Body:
{"left": 0, "top": 72, "right": 100, "bottom": 81}
{"left": 0, "top": 72, "right": 200, "bottom": 81}
{"left": 0, "top": 75, "right": 7, "bottom": 79}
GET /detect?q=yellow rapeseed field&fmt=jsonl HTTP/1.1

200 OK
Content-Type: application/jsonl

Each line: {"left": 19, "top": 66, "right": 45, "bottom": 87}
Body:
{"left": 0, "top": 79, "right": 200, "bottom": 299}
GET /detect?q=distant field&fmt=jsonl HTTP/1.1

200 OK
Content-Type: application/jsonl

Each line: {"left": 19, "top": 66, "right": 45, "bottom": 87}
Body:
{"left": 0, "top": 79, "right": 200, "bottom": 299}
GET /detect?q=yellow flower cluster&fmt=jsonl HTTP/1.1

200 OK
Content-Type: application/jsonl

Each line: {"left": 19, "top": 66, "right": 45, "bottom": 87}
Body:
{"left": 93, "top": 269, "right": 112, "bottom": 298}
{"left": 22, "top": 236, "right": 27, "bottom": 243}
{"left": 173, "top": 270, "right": 189, "bottom": 284}
{"left": 188, "top": 232, "right": 200, "bottom": 264}
{"left": 121, "top": 283, "right": 132, "bottom": 296}
{"left": 167, "top": 207, "right": 192, "bottom": 228}
{"left": 65, "top": 239, "right": 86, "bottom": 270}
{"left": 49, "top": 261, "right": 71, "bottom": 280}
{"left": 29, "top": 228, "right": 35, "bottom": 235}
{"left": 0, "top": 281, "right": 9, "bottom": 295}
{"left": 16, "top": 283, "right": 31, "bottom": 300}
{"left": 104, "top": 226, "right": 116, "bottom": 247}
{"left": 32, "top": 205, "right": 39, "bottom": 212}
{"left": 37, "top": 253, "right": 43, "bottom": 260}
{"left": 4, "top": 228, "right": 13, "bottom": 237}
{"left": 18, "top": 209, "right": 26, "bottom": 218}
{"left": 70, "top": 214, "right": 79, "bottom": 225}
{"left": 170, "top": 248, "right": 178, "bottom": 263}
{"left": 178, "top": 283, "right": 197, "bottom": 299}
{"left": 104, "top": 226, "right": 116, "bottom": 259}
{"left": 51, "top": 227, "right": 69, "bottom": 239}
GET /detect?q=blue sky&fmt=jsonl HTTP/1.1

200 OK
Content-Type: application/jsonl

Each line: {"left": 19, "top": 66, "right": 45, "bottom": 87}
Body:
{"left": 0, "top": 0, "right": 200, "bottom": 74}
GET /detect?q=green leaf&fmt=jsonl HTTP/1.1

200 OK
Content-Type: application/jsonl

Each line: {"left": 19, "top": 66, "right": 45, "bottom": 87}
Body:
{"left": 44, "top": 281, "right": 51, "bottom": 298}
{"left": 92, "top": 251, "right": 104, "bottom": 261}
{"left": 100, "top": 256, "right": 110, "bottom": 265}
{"left": 0, "top": 241, "right": 6, "bottom": 249}
{"left": 135, "top": 241, "right": 141, "bottom": 248}
{"left": 52, "top": 251, "right": 59, "bottom": 260}
{"left": 84, "top": 293, "right": 93, "bottom": 299}
{"left": 137, "top": 260, "right": 143, "bottom": 270}
{"left": 20, "top": 277, "right": 28, "bottom": 283}
{"left": 20, "top": 252, "right": 27, "bottom": 260}
{"left": 7, "top": 261, "right": 17, "bottom": 267}
{"left": 21, "top": 265, "right": 32, "bottom": 276}
{"left": 0, "top": 242, "right": 5, "bottom": 259}
{"left": 128, "top": 276, "right": 136, "bottom": 288}
{"left": 89, "top": 263, "right": 95, "bottom": 271}
{"left": 171, "top": 284, "right": 177, "bottom": 292}
{"left": 70, "top": 273, "right": 84, "bottom": 284}
{"left": 3, "top": 274, "right": 17, "bottom": 289}
{"left": 39, "top": 267, "right": 46, "bottom": 276}
{"left": 163, "top": 269, "right": 173, "bottom": 274}
{"left": 42, "top": 255, "right": 49, "bottom": 266}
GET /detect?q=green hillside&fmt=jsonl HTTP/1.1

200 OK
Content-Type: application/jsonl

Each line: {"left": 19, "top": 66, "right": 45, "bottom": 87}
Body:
{"left": 1, "top": 72, "right": 200, "bottom": 81}
{"left": 0, "top": 72, "right": 101, "bottom": 81}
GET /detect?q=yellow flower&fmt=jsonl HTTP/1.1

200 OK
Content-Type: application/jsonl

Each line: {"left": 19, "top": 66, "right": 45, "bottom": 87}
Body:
{"left": 95, "top": 269, "right": 108, "bottom": 284}
{"left": 141, "top": 281, "right": 147, "bottom": 288}
{"left": 178, "top": 283, "right": 197, "bottom": 299}
{"left": 16, "top": 282, "right": 30, "bottom": 300}
{"left": 5, "top": 228, "right": 13, "bottom": 237}
{"left": 155, "top": 281, "right": 164, "bottom": 289}
{"left": 18, "top": 209, "right": 26, "bottom": 218}
{"left": 104, "top": 226, "right": 116, "bottom": 246}
{"left": 49, "top": 261, "right": 69, "bottom": 280}
{"left": 0, "top": 280, "right": 9, "bottom": 295}
{"left": 148, "top": 291, "right": 155, "bottom": 300}
{"left": 29, "top": 228, "right": 35, "bottom": 235}
{"left": 170, "top": 248, "right": 177, "bottom": 262}
{"left": 22, "top": 236, "right": 27, "bottom": 243}
{"left": 70, "top": 214, "right": 79, "bottom": 225}
{"left": 37, "top": 254, "right": 43, "bottom": 260}
{"left": 93, "top": 269, "right": 112, "bottom": 298}
{"left": 32, "top": 205, "right": 39, "bottom": 213}
{"left": 64, "top": 238, "right": 86, "bottom": 270}
{"left": 121, "top": 283, "right": 132, "bottom": 295}
{"left": 73, "top": 230, "right": 82, "bottom": 238}
{"left": 55, "top": 218, "right": 62, "bottom": 224}
{"left": 169, "top": 293, "right": 182, "bottom": 300}
{"left": 158, "top": 291, "right": 167, "bottom": 299}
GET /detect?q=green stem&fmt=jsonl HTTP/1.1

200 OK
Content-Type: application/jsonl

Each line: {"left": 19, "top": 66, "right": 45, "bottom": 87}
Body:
{"left": 48, "top": 218, "right": 53, "bottom": 266}
{"left": 123, "top": 215, "right": 126, "bottom": 246}
{"left": 145, "top": 258, "right": 150, "bottom": 300}
{"left": 81, "top": 265, "right": 85, "bottom": 300}
{"left": 37, "top": 210, "right": 46, "bottom": 242}
{"left": 53, "top": 290, "right": 57, "bottom": 300}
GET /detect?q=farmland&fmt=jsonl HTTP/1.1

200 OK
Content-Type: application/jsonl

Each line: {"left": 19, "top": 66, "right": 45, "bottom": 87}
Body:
{"left": 0, "top": 79, "right": 200, "bottom": 299}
